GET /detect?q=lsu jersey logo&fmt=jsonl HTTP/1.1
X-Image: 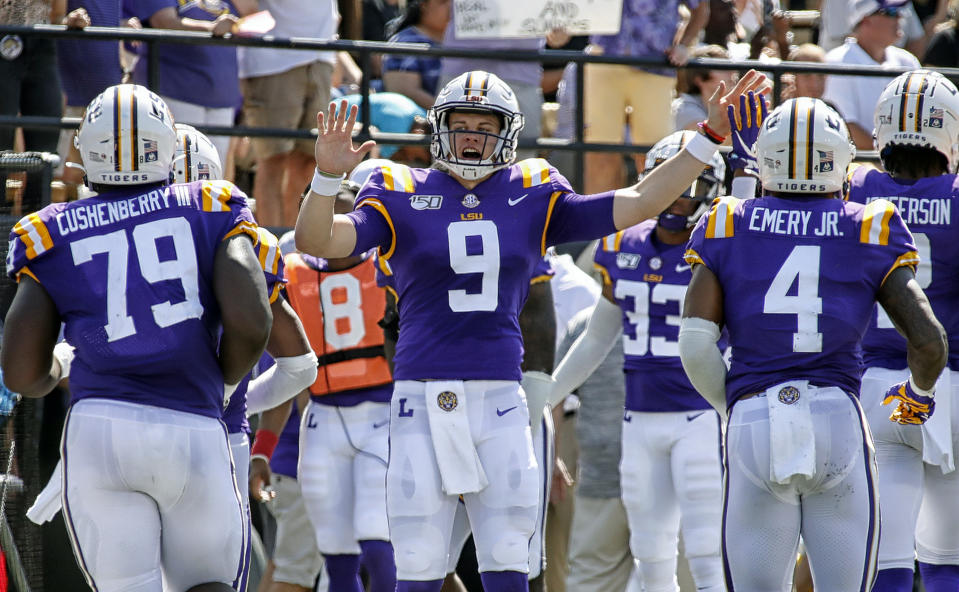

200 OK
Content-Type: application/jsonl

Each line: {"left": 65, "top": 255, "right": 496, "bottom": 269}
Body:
{"left": 616, "top": 252, "right": 641, "bottom": 269}
{"left": 437, "top": 391, "right": 458, "bottom": 412}
{"left": 461, "top": 193, "right": 481, "bottom": 208}
{"left": 778, "top": 386, "right": 800, "bottom": 405}
{"left": 410, "top": 195, "right": 443, "bottom": 210}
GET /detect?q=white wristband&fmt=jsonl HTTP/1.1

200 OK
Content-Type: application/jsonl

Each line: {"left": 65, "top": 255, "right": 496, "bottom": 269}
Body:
{"left": 731, "top": 176, "right": 758, "bottom": 199}
{"left": 909, "top": 375, "right": 935, "bottom": 398}
{"left": 310, "top": 168, "right": 346, "bottom": 196}
{"left": 684, "top": 132, "right": 721, "bottom": 164}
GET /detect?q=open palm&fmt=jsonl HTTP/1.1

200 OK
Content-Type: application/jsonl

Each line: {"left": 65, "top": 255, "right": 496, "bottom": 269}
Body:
{"left": 314, "top": 100, "right": 376, "bottom": 177}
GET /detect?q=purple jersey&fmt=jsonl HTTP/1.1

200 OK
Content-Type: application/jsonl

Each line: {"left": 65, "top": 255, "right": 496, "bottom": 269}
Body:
{"left": 349, "top": 159, "right": 615, "bottom": 381}
{"left": 686, "top": 195, "right": 918, "bottom": 406}
{"left": 6, "top": 180, "right": 258, "bottom": 417}
{"left": 846, "top": 165, "right": 959, "bottom": 371}
{"left": 223, "top": 228, "right": 286, "bottom": 433}
{"left": 594, "top": 220, "right": 712, "bottom": 412}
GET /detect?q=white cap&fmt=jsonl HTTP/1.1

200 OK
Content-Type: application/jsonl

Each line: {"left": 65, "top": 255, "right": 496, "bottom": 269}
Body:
{"left": 849, "top": 0, "right": 909, "bottom": 30}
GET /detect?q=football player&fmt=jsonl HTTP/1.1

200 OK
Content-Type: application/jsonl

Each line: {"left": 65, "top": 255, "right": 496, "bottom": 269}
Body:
{"left": 286, "top": 182, "right": 396, "bottom": 592}
{"left": 171, "top": 123, "right": 318, "bottom": 592}
{"left": 846, "top": 69, "right": 959, "bottom": 592}
{"left": 295, "top": 69, "right": 769, "bottom": 591}
{"left": 2, "top": 84, "right": 271, "bottom": 591}
{"left": 678, "top": 96, "right": 948, "bottom": 590}
{"left": 550, "top": 131, "right": 728, "bottom": 592}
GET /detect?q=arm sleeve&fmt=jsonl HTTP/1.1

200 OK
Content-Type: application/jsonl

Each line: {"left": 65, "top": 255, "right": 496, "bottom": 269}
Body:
{"left": 545, "top": 190, "right": 618, "bottom": 247}
{"left": 678, "top": 317, "right": 727, "bottom": 413}
{"left": 549, "top": 296, "right": 622, "bottom": 406}
{"left": 346, "top": 206, "right": 393, "bottom": 257}
{"left": 245, "top": 352, "right": 319, "bottom": 416}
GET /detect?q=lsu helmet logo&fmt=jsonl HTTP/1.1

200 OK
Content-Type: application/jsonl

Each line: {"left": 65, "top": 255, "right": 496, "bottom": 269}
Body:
{"left": 437, "top": 391, "right": 458, "bottom": 412}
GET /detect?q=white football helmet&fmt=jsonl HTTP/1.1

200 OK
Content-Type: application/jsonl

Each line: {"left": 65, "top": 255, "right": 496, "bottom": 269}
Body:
{"left": 874, "top": 69, "right": 959, "bottom": 172}
{"left": 428, "top": 71, "right": 524, "bottom": 180}
{"left": 173, "top": 123, "right": 222, "bottom": 183}
{"left": 756, "top": 97, "right": 855, "bottom": 194}
{"left": 75, "top": 84, "right": 177, "bottom": 186}
{"left": 348, "top": 158, "right": 395, "bottom": 191}
{"left": 642, "top": 131, "right": 726, "bottom": 230}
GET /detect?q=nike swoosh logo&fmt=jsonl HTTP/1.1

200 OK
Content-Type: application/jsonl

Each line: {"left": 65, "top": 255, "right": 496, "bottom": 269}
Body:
{"left": 372, "top": 419, "right": 389, "bottom": 429}
{"left": 507, "top": 194, "right": 528, "bottom": 206}
{"left": 623, "top": 412, "right": 632, "bottom": 423}
{"left": 676, "top": 263, "right": 692, "bottom": 273}
{"left": 687, "top": 412, "right": 705, "bottom": 422}
{"left": 496, "top": 406, "right": 517, "bottom": 417}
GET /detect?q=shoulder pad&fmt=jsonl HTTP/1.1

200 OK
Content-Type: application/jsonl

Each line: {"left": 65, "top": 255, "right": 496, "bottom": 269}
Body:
{"left": 377, "top": 163, "right": 415, "bottom": 193}
{"left": 859, "top": 198, "right": 897, "bottom": 245}
{"left": 11, "top": 212, "right": 55, "bottom": 261}
{"left": 704, "top": 195, "right": 742, "bottom": 239}
{"left": 255, "top": 227, "right": 282, "bottom": 275}
{"left": 516, "top": 158, "right": 552, "bottom": 188}
{"left": 199, "top": 180, "right": 243, "bottom": 212}
{"left": 600, "top": 231, "right": 624, "bottom": 253}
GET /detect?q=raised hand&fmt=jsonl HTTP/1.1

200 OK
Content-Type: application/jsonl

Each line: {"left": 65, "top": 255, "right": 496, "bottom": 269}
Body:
{"left": 314, "top": 100, "right": 376, "bottom": 178}
{"left": 726, "top": 91, "right": 769, "bottom": 175}
{"left": 883, "top": 378, "right": 936, "bottom": 425}
{"left": 705, "top": 69, "right": 772, "bottom": 139}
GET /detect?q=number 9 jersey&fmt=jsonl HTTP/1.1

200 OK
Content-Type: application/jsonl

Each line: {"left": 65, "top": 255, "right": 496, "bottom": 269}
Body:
{"left": 846, "top": 165, "right": 959, "bottom": 371}
{"left": 685, "top": 194, "right": 918, "bottom": 407}
{"left": 349, "top": 159, "right": 616, "bottom": 382}
{"left": 5, "top": 180, "right": 258, "bottom": 417}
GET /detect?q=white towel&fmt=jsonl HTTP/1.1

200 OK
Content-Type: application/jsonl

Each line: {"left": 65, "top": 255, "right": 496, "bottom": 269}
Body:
{"left": 27, "top": 458, "right": 62, "bottom": 524}
{"left": 922, "top": 370, "right": 954, "bottom": 474}
{"left": 767, "top": 380, "right": 817, "bottom": 485}
{"left": 424, "top": 381, "right": 488, "bottom": 495}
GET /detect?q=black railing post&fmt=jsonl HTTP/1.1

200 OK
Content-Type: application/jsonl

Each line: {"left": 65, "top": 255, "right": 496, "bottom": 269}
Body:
{"left": 573, "top": 59, "right": 585, "bottom": 194}
{"left": 148, "top": 39, "right": 159, "bottom": 91}
{"left": 773, "top": 69, "right": 782, "bottom": 105}
{"left": 358, "top": 48, "right": 372, "bottom": 144}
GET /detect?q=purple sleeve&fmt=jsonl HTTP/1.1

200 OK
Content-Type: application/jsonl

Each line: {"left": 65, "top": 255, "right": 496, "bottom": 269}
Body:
{"left": 545, "top": 191, "right": 617, "bottom": 247}
{"left": 346, "top": 206, "right": 393, "bottom": 257}
{"left": 593, "top": 235, "right": 616, "bottom": 275}
{"left": 531, "top": 256, "right": 554, "bottom": 283}
{"left": 684, "top": 213, "right": 715, "bottom": 270}
{"left": 125, "top": 0, "right": 173, "bottom": 21}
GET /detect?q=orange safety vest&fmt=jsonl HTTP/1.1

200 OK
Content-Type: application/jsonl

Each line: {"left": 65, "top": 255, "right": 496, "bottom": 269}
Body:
{"left": 284, "top": 253, "right": 392, "bottom": 395}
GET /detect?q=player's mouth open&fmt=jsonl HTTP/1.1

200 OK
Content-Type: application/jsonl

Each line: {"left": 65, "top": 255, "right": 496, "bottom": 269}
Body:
{"left": 460, "top": 146, "right": 482, "bottom": 160}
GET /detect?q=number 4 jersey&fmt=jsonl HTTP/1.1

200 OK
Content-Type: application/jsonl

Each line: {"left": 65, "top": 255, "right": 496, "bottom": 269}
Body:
{"left": 685, "top": 194, "right": 918, "bottom": 406}
{"left": 6, "top": 180, "right": 258, "bottom": 418}
{"left": 348, "top": 159, "right": 616, "bottom": 381}
{"left": 846, "top": 165, "right": 959, "bottom": 371}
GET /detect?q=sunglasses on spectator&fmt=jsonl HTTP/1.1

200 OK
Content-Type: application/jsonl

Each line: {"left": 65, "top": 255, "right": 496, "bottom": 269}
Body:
{"left": 873, "top": 6, "right": 903, "bottom": 17}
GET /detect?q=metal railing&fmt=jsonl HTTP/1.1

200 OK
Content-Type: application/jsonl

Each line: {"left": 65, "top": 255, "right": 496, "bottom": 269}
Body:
{"left": 3, "top": 23, "right": 959, "bottom": 190}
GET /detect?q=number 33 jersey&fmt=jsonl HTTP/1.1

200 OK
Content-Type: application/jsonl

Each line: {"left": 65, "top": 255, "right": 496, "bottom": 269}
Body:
{"left": 846, "top": 165, "right": 959, "bottom": 371}
{"left": 5, "top": 180, "right": 258, "bottom": 418}
{"left": 685, "top": 194, "right": 918, "bottom": 406}
{"left": 348, "top": 159, "right": 616, "bottom": 381}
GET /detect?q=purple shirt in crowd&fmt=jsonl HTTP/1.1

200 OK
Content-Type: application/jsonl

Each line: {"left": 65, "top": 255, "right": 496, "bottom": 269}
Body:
{"left": 6, "top": 180, "right": 257, "bottom": 418}
{"left": 383, "top": 26, "right": 443, "bottom": 97}
{"left": 685, "top": 194, "right": 918, "bottom": 406}
{"left": 126, "top": 0, "right": 242, "bottom": 108}
{"left": 590, "top": 0, "right": 701, "bottom": 75}
{"left": 348, "top": 159, "right": 616, "bottom": 382}
{"left": 846, "top": 165, "right": 959, "bottom": 371}
{"left": 58, "top": 0, "right": 122, "bottom": 107}
{"left": 594, "top": 220, "right": 716, "bottom": 412}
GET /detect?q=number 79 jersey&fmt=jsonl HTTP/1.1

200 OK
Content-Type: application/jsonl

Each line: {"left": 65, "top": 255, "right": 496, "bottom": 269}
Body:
{"left": 6, "top": 180, "right": 258, "bottom": 418}
{"left": 350, "top": 160, "right": 615, "bottom": 381}
{"left": 685, "top": 194, "right": 918, "bottom": 406}
{"left": 846, "top": 166, "right": 959, "bottom": 371}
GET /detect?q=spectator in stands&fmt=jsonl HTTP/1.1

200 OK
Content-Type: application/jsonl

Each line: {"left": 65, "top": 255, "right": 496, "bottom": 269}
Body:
{"left": 671, "top": 45, "right": 738, "bottom": 132}
{"left": 336, "top": 92, "right": 430, "bottom": 166}
{"left": 363, "top": 0, "right": 401, "bottom": 79}
{"left": 822, "top": 0, "right": 920, "bottom": 149}
{"left": 922, "top": 1, "right": 959, "bottom": 74}
{"left": 781, "top": 43, "right": 827, "bottom": 100}
{"left": 125, "top": 0, "right": 256, "bottom": 163}
{"left": 239, "top": 0, "right": 339, "bottom": 227}
{"left": 582, "top": 0, "right": 709, "bottom": 195}
{"left": 56, "top": 0, "right": 122, "bottom": 191}
{"left": 0, "top": 0, "right": 88, "bottom": 212}
{"left": 382, "top": 0, "right": 450, "bottom": 109}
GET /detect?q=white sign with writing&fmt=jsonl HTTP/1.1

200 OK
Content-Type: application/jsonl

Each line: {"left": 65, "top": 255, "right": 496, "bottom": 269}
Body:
{"left": 454, "top": 0, "right": 623, "bottom": 39}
